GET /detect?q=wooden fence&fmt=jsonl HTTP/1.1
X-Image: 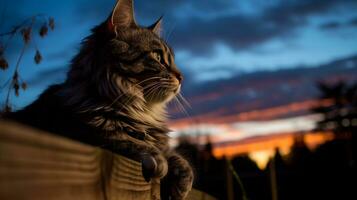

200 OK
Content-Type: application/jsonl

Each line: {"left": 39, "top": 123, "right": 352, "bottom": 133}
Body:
{"left": 0, "top": 121, "right": 215, "bottom": 200}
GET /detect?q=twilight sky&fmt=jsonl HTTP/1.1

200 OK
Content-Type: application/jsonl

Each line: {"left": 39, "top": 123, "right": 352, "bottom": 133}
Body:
{"left": 1, "top": 0, "right": 357, "bottom": 108}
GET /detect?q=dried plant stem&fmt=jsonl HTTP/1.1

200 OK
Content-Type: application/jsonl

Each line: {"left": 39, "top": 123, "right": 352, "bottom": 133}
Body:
{"left": 226, "top": 159, "right": 249, "bottom": 200}
{"left": 0, "top": 14, "right": 46, "bottom": 37}
{"left": 2, "top": 16, "right": 38, "bottom": 111}
{"left": 0, "top": 14, "right": 46, "bottom": 53}
{"left": 4, "top": 42, "right": 28, "bottom": 108}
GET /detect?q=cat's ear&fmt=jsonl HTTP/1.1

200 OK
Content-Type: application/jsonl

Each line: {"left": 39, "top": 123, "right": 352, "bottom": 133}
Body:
{"left": 148, "top": 16, "right": 163, "bottom": 37}
{"left": 109, "top": 0, "right": 137, "bottom": 32}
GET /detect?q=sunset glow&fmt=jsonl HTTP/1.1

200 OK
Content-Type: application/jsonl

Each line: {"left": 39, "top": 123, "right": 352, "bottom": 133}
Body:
{"left": 169, "top": 99, "right": 333, "bottom": 127}
{"left": 215, "top": 132, "right": 334, "bottom": 169}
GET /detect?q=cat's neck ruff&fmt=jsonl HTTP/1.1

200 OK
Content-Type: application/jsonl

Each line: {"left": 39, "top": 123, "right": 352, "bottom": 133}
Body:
{"left": 81, "top": 93, "right": 169, "bottom": 135}
{"left": 60, "top": 77, "right": 169, "bottom": 134}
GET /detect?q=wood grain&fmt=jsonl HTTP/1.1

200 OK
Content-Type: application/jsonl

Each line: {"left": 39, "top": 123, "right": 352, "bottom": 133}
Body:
{"left": 0, "top": 121, "right": 215, "bottom": 200}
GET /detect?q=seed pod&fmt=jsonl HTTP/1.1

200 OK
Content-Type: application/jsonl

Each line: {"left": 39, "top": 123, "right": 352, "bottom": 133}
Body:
{"left": 0, "top": 57, "right": 8, "bottom": 70}
{"left": 34, "top": 50, "right": 42, "bottom": 64}
{"left": 14, "top": 82, "right": 20, "bottom": 97}
{"left": 20, "top": 27, "right": 31, "bottom": 44}
{"left": 39, "top": 24, "right": 48, "bottom": 37}
{"left": 21, "top": 82, "right": 27, "bottom": 90}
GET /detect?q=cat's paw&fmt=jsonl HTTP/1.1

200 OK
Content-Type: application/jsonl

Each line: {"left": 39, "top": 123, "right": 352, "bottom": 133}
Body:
{"left": 141, "top": 152, "right": 168, "bottom": 182}
{"left": 165, "top": 155, "right": 194, "bottom": 200}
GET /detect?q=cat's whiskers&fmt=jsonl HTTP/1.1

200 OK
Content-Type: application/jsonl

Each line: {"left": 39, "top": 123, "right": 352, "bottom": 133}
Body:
{"left": 106, "top": 75, "right": 187, "bottom": 121}
{"left": 135, "top": 77, "right": 162, "bottom": 87}
{"left": 160, "top": 81, "right": 190, "bottom": 106}
{"left": 145, "top": 83, "right": 162, "bottom": 103}
{"left": 177, "top": 93, "right": 191, "bottom": 108}
{"left": 174, "top": 96, "right": 190, "bottom": 117}
{"left": 158, "top": 81, "right": 191, "bottom": 116}
{"left": 143, "top": 82, "right": 161, "bottom": 96}
{"left": 119, "top": 82, "right": 160, "bottom": 108}
{"left": 108, "top": 84, "right": 158, "bottom": 118}
{"left": 109, "top": 77, "right": 161, "bottom": 107}
{"left": 159, "top": 82, "right": 180, "bottom": 92}
{"left": 173, "top": 96, "right": 186, "bottom": 115}
{"left": 116, "top": 81, "right": 161, "bottom": 113}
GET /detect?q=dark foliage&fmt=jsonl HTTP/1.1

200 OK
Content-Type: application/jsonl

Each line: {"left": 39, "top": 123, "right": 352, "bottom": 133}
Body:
{"left": 176, "top": 133, "right": 356, "bottom": 200}
{"left": 313, "top": 81, "right": 357, "bottom": 134}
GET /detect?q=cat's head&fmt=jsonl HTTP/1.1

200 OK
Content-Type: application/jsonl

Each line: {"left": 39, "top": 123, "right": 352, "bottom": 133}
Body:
{"left": 68, "top": 0, "right": 183, "bottom": 109}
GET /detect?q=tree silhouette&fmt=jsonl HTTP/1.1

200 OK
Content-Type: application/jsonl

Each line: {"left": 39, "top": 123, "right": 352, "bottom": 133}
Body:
{"left": 311, "top": 82, "right": 357, "bottom": 199}
{"left": 312, "top": 81, "right": 357, "bottom": 134}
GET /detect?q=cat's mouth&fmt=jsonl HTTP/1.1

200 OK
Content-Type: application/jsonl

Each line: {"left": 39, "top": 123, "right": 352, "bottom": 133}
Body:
{"left": 163, "top": 77, "right": 181, "bottom": 95}
{"left": 173, "top": 84, "right": 181, "bottom": 94}
{"left": 141, "top": 77, "right": 181, "bottom": 104}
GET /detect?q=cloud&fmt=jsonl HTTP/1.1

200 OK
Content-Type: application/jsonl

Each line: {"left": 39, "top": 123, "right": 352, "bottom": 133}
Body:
{"left": 319, "top": 16, "right": 357, "bottom": 30}
{"left": 320, "top": 21, "right": 341, "bottom": 29}
{"left": 169, "top": 0, "right": 357, "bottom": 53}
{"left": 71, "top": 0, "right": 237, "bottom": 26}
{"left": 4, "top": 0, "right": 357, "bottom": 86}
{"left": 68, "top": 0, "right": 357, "bottom": 55}
{"left": 170, "top": 14, "right": 298, "bottom": 54}
{"left": 349, "top": 17, "right": 357, "bottom": 26}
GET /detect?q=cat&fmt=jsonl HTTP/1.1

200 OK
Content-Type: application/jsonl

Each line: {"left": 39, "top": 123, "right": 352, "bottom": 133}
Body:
{"left": 4, "top": 0, "right": 193, "bottom": 199}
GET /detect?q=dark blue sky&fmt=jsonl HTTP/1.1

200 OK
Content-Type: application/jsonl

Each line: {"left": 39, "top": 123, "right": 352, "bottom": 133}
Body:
{"left": 1, "top": 0, "right": 357, "bottom": 108}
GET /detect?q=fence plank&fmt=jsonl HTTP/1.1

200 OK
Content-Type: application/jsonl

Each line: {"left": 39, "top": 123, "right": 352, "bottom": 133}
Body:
{"left": 0, "top": 121, "right": 215, "bottom": 200}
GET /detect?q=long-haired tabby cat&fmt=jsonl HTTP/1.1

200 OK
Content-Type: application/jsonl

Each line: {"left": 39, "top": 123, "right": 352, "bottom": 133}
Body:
{"left": 5, "top": 0, "right": 193, "bottom": 199}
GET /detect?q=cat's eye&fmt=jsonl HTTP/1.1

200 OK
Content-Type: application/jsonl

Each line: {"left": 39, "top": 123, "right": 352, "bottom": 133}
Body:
{"left": 151, "top": 51, "right": 161, "bottom": 62}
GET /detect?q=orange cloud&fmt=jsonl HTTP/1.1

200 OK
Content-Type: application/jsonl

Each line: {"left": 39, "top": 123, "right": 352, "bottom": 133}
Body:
{"left": 212, "top": 131, "right": 334, "bottom": 159}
